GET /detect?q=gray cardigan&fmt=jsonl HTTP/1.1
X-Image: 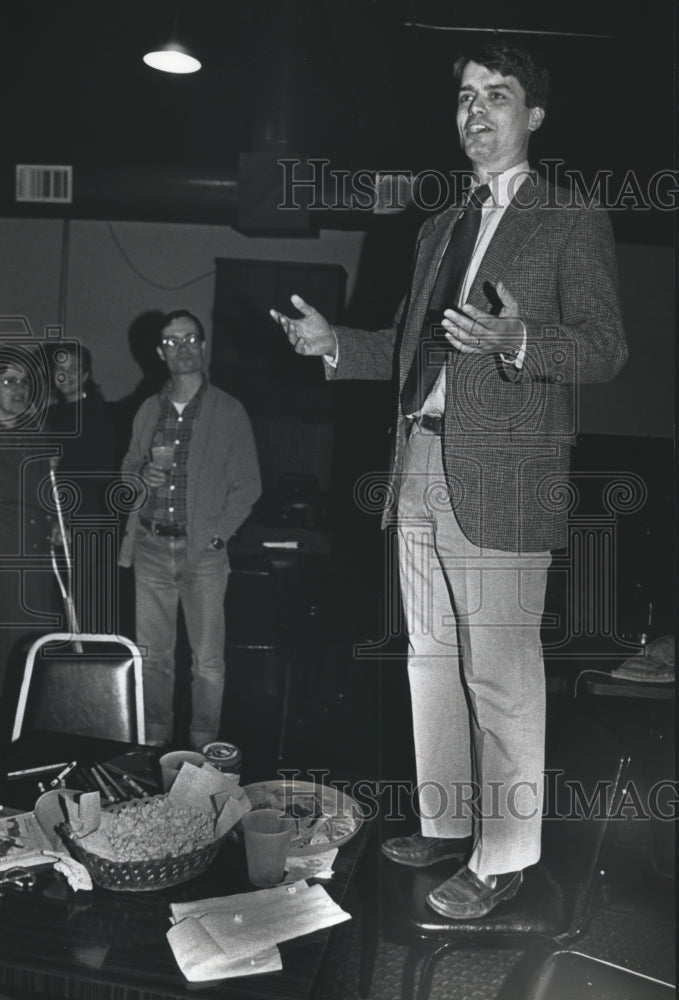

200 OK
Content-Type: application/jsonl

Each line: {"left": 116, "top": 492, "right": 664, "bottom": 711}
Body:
{"left": 119, "top": 383, "right": 261, "bottom": 567}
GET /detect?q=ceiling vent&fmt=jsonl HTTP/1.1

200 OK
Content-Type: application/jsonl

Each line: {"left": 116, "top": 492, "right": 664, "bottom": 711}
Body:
{"left": 16, "top": 164, "right": 73, "bottom": 204}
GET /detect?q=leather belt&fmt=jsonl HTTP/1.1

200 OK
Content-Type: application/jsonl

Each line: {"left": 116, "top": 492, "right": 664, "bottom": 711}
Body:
{"left": 409, "top": 413, "right": 443, "bottom": 435}
{"left": 140, "top": 518, "right": 187, "bottom": 537}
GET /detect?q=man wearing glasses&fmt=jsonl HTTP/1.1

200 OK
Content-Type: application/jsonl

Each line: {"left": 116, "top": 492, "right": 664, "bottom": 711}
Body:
{"left": 120, "top": 310, "right": 261, "bottom": 749}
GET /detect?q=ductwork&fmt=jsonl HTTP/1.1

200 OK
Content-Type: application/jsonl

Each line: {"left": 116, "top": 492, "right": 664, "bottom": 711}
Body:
{"left": 8, "top": 164, "right": 239, "bottom": 225}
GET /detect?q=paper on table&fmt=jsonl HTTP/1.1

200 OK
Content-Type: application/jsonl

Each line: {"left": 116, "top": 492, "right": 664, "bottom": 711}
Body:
{"left": 167, "top": 918, "right": 282, "bottom": 981}
{"left": 167, "top": 761, "right": 238, "bottom": 809}
{"left": 0, "top": 789, "right": 95, "bottom": 871}
{"left": 166, "top": 764, "right": 249, "bottom": 836}
{"left": 168, "top": 881, "right": 351, "bottom": 982}
{"left": 42, "top": 850, "right": 93, "bottom": 891}
{"left": 283, "top": 848, "right": 338, "bottom": 882}
{"left": 214, "top": 795, "right": 248, "bottom": 839}
{"left": 0, "top": 812, "right": 57, "bottom": 871}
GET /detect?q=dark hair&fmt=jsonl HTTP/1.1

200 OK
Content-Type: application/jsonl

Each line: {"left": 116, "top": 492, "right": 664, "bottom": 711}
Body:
{"left": 0, "top": 358, "right": 28, "bottom": 376}
{"left": 46, "top": 342, "right": 90, "bottom": 371}
{"left": 160, "top": 309, "right": 205, "bottom": 342}
{"left": 453, "top": 41, "right": 550, "bottom": 110}
{"left": 48, "top": 342, "right": 107, "bottom": 404}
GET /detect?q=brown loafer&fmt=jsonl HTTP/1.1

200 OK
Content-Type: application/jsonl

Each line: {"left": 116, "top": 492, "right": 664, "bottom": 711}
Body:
{"left": 426, "top": 866, "right": 523, "bottom": 918}
{"left": 381, "top": 832, "right": 470, "bottom": 867}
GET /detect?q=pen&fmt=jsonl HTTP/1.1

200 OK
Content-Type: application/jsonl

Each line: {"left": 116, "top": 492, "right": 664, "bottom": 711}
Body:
{"left": 75, "top": 767, "right": 98, "bottom": 792}
{"left": 104, "top": 763, "right": 156, "bottom": 789}
{"left": 117, "top": 774, "right": 143, "bottom": 799}
{"left": 98, "top": 764, "right": 128, "bottom": 801}
{"left": 7, "top": 762, "right": 71, "bottom": 780}
{"left": 49, "top": 761, "right": 78, "bottom": 788}
{"left": 93, "top": 764, "right": 120, "bottom": 803}
{"left": 89, "top": 766, "right": 116, "bottom": 805}
{"left": 118, "top": 772, "right": 149, "bottom": 798}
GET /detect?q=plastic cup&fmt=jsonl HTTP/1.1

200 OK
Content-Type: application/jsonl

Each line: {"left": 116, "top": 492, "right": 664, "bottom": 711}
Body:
{"left": 241, "top": 808, "right": 295, "bottom": 888}
{"left": 151, "top": 445, "right": 175, "bottom": 470}
{"left": 158, "top": 750, "right": 205, "bottom": 791}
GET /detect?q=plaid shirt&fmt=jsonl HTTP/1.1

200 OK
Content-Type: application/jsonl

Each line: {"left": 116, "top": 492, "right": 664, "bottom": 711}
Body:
{"left": 143, "top": 378, "right": 206, "bottom": 525}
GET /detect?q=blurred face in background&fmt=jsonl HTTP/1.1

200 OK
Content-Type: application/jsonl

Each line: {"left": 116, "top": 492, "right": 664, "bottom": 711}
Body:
{"left": 53, "top": 350, "right": 87, "bottom": 403}
{"left": 0, "top": 363, "right": 31, "bottom": 425}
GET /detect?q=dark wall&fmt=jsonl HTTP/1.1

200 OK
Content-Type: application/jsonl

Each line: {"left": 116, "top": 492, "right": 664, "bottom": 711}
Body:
{"left": 578, "top": 244, "right": 674, "bottom": 439}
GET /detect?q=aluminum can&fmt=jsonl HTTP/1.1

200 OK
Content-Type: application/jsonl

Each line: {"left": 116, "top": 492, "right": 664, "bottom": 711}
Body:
{"left": 200, "top": 741, "right": 242, "bottom": 773}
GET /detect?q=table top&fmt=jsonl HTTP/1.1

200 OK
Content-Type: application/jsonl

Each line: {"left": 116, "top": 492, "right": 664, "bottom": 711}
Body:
{"left": 229, "top": 521, "right": 333, "bottom": 559}
{"left": 579, "top": 672, "right": 675, "bottom": 701}
{"left": 0, "top": 733, "right": 369, "bottom": 1000}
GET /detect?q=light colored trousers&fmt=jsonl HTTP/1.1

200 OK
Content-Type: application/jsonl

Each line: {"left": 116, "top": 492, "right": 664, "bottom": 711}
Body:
{"left": 397, "top": 425, "right": 551, "bottom": 877}
{"left": 134, "top": 527, "right": 229, "bottom": 749}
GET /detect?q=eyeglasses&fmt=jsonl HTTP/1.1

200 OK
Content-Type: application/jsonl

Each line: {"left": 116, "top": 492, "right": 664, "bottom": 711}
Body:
{"left": 161, "top": 333, "right": 201, "bottom": 351}
{"left": 1, "top": 377, "right": 30, "bottom": 389}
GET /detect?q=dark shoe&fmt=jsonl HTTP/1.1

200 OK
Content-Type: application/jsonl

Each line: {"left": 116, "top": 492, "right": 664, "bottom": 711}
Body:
{"left": 426, "top": 866, "right": 523, "bottom": 918}
{"left": 381, "top": 832, "right": 470, "bottom": 868}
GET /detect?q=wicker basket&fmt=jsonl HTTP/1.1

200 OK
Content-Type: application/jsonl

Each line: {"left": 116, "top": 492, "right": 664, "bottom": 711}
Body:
{"left": 57, "top": 813, "right": 228, "bottom": 893}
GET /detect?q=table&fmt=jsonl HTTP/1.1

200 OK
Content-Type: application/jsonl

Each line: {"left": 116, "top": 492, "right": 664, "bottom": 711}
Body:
{"left": 0, "top": 733, "right": 369, "bottom": 1000}
{"left": 578, "top": 674, "right": 675, "bottom": 877}
{"left": 580, "top": 674, "right": 674, "bottom": 701}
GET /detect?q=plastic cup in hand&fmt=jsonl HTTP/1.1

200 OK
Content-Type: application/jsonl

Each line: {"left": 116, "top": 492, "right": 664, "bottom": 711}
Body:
{"left": 241, "top": 808, "right": 296, "bottom": 888}
{"left": 158, "top": 750, "right": 205, "bottom": 791}
{"left": 151, "top": 445, "right": 175, "bottom": 470}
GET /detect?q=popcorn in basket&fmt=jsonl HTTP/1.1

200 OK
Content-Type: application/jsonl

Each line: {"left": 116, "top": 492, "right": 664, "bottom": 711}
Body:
{"left": 55, "top": 761, "right": 250, "bottom": 892}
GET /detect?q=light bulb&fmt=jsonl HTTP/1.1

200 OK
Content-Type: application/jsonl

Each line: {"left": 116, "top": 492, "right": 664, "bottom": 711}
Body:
{"left": 143, "top": 46, "right": 201, "bottom": 74}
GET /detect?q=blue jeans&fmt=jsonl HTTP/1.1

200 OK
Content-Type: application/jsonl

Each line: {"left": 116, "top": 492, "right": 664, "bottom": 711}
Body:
{"left": 134, "top": 527, "right": 229, "bottom": 748}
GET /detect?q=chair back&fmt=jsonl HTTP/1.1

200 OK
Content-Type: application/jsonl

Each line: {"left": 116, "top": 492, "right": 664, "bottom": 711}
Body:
{"left": 541, "top": 712, "right": 630, "bottom": 938}
{"left": 11, "top": 633, "right": 145, "bottom": 744}
{"left": 504, "top": 949, "right": 675, "bottom": 1000}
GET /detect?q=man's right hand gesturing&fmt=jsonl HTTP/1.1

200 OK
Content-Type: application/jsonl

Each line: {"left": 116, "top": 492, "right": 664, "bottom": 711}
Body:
{"left": 269, "top": 294, "right": 337, "bottom": 359}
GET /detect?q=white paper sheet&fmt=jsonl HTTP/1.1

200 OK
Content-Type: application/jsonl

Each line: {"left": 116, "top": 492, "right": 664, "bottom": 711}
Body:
{"left": 167, "top": 881, "right": 350, "bottom": 982}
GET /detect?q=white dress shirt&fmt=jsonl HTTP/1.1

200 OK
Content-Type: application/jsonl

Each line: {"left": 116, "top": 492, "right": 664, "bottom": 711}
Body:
{"left": 325, "top": 162, "right": 531, "bottom": 403}
{"left": 419, "top": 161, "right": 531, "bottom": 417}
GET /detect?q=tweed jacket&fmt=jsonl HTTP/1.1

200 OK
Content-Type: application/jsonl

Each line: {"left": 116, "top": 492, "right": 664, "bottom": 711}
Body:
{"left": 330, "top": 174, "right": 628, "bottom": 552}
{"left": 119, "top": 383, "right": 261, "bottom": 567}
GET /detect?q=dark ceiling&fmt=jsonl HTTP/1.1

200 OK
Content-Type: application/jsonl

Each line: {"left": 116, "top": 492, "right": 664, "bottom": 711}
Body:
{"left": 1, "top": 0, "right": 675, "bottom": 241}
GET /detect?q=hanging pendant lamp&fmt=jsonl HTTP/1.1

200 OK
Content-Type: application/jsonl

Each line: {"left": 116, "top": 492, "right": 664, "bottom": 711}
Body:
{"left": 142, "top": 2, "right": 201, "bottom": 75}
{"left": 143, "top": 43, "right": 201, "bottom": 74}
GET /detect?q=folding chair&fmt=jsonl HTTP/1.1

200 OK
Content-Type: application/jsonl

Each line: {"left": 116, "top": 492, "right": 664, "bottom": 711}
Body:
{"left": 498, "top": 949, "right": 675, "bottom": 1000}
{"left": 11, "top": 633, "right": 145, "bottom": 745}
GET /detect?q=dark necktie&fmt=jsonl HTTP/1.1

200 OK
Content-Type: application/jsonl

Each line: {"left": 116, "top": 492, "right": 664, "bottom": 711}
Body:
{"left": 400, "top": 183, "right": 491, "bottom": 416}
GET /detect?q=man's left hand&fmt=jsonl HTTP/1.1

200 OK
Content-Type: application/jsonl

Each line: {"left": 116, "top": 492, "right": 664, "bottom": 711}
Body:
{"left": 442, "top": 281, "right": 524, "bottom": 356}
